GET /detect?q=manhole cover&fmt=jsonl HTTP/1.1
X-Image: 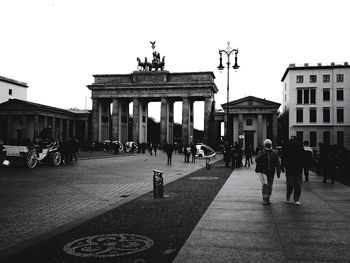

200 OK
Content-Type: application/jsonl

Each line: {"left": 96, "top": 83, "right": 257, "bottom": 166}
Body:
{"left": 63, "top": 234, "right": 154, "bottom": 258}
{"left": 189, "top": 177, "right": 219, "bottom": 180}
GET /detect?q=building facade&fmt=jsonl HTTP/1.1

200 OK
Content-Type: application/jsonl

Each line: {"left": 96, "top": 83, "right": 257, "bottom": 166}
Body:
{"left": 87, "top": 71, "right": 217, "bottom": 146}
{"left": 0, "top": 75, "right": 28, "bottom": 103}
{"left": 211, "top": 96, "right": 280, "bottom": 150}
{"left": 281, "top": 62, "right": 350, "bottom": 149}
{"left": 0, "top": 99, "right": 90, "bottom": 143}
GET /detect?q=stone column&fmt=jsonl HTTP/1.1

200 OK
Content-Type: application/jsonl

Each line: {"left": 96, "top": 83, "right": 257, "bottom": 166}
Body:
{"left": 59, "top": 118, "right": 63, "bottom": 141}
{"left": 257, "top": 114, "right": 263, "bottom": 146}
{"left": 139, "top": 100, "right": 148, "bottom": 143}
{"left": 238, "top": 114, "right": 244, "bottom": 147}
{"left": 189, "top": 101, "right": 194, "bottom": 144}
{"left": 34, "top": 115, "right": 39, "bottom": 138}
{"left": 182, "top": 97, "right": 191, "bottom": 146}
{"left": 203, "top": 97, "right": 213, "bottom": 145}
{"left": 65, "top": 119, "right": 70, "bottom": 140}
{"left": 132, "top": 98, "right": 140, "bottom": 142}
{"left": 272, "top": 113, "right": 278, "bottom": 147}
{"left": 43, "top": 116, "right": 48, "bottom": 128}
{"left": 168, "top": 100, "right": 174, "bottom": 144}
{"left": 84, "top": 120, "right": 89, "bottom": 142}
{"left": 91, "top": 98, "right": 100, "bottom": 142}
{"left": 112, "top": 98, "right": 120, "bottom": 141}
{"left": 22, "top": 115, "right": 27, "bottom": 138}
{"left": 72, "top": 120, "right": 76, "bottom": 137}
{"left": 51, "top": 117, "right": 56, "bottom": 139}
{"left": 160, "top": 98, "right": 168, "bottom": 145}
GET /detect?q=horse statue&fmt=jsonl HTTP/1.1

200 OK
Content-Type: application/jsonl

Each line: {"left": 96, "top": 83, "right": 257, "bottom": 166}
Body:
{"left": 150, "top": 56, "right": 165, "bottom": 71}
{"left": 137, "top": 57, "right": 149, "bottom": 71}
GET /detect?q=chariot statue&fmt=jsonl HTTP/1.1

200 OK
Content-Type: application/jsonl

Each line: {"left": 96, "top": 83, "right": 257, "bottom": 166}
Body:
{"left": 136, "top": 41, "right": 165, "bottom": 71}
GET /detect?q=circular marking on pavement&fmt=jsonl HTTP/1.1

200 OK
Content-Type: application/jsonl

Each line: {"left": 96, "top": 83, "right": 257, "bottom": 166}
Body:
{"left": 63, "top": 233, "right": 154, "bottom": 258}
{"left": 189, "top": 176, "right": 219, "bottom": 180}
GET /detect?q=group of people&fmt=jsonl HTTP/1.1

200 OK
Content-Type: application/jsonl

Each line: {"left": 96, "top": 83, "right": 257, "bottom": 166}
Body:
{"left": 255, "top": 136, "right": 315, "bottom": 206}
{"left": 223, "top": 142, "right": 253, "bottom": 169}
{"left": 165, "top": 143, "right": 198, "bottom": 165}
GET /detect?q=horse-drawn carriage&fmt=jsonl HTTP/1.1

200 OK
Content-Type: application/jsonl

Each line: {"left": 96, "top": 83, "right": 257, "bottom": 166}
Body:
{"left": 1, "top": 140, "right": 62, "bottom": 168}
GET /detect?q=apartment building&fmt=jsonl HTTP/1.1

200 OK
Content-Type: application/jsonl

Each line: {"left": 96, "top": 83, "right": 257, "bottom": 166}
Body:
{"left": 281, "top": 62, "right": 350, "bottom": 149}
{"left": 0, "top": 75, "right": 28, "bottom": 103}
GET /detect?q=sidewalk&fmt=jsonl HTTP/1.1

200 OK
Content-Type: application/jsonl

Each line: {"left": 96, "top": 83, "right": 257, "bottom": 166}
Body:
{"left": 173, "top": 165, "right": 350, "bottom": 263}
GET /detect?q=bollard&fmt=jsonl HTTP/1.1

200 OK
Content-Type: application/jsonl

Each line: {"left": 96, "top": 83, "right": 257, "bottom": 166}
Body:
{"left": 153, "top": 169, "right": 164, "bottom": 198}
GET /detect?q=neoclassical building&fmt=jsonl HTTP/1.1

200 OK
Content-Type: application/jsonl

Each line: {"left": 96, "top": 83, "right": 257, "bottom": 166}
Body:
{"left": 0, "top": 99, "right": 90, "bottom": 143}
{"left": 87, "top": 70, "right": 217, "bottom": 146}
{"left": 211, "top": 96, "right": 280, "bottom": 149}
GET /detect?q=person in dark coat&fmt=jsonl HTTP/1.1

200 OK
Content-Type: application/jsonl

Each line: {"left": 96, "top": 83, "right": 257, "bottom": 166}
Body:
{"left": 191, "top": 143, "right": 197, "bottom": 163}
{"left": 166, "top": 143, "right": 173, "bottom": 165}
{"left": 244, "top": 145, "right": 253, "bottom": 167}
{"left": 223, "top": 141, "right": 231, "bottom": 167}
{"left": 281, "top": 136, "right": 305, "bottom": 205}
{"left": 255, "top": 139, "right": 281, "bottom": 205}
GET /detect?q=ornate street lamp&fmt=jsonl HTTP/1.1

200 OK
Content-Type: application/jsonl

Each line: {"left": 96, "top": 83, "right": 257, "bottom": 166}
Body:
{"left": 217, "top": 41, "right": 239, "bottom": 145}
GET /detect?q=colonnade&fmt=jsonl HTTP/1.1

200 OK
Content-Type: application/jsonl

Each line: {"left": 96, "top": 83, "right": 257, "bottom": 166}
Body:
{"left": 5, "top": 114, "right": 88, "bottom": 142}
{"left": 91, "top": 96, "right": 214, "bottom": 146}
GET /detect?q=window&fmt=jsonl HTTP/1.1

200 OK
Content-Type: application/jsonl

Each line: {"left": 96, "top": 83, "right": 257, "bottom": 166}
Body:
{"left": 296, "top": 131, "right": 303, "bottom": 144}
{"left": 296, "top": 75, "right": 304, "bottom": 83}
{"left": 323, "top": 108, "right": 330, "bottom": 123}
{"left": 297, "top": 90, "right": 302, "bottom": 104}
{"left": 310, "top": 89, "right": 316, "bottom": 104}
{"left": 298, "top": 88, "right": 316, "bottom": 104}
{"left": 337, "top": 108, "right": 344, "bottom": 123}
{"left": 296, "top": 108, "right": 303, "bottom": 123}
{"left": 323, "top": 131, "right": 330, "bottom": 145}
{"left": 9, "top": 89, "right": 12, "bottom": 95}
{"left": 323, "top": 89, "right": 330, "bottom": 101}
{"left": 336, "top": 74, "right": 344, "bottom": 82}
{"left": 310, "top": 131, "right": 317, "bottom": 147}
{"left": 337, "top": 131, "right": 344, "bottom": 147}
{"left": 336, "top": 89, "right": 344, "bottom": 101}
{"left": 246, "top": 119, "right": 253, "bottom": 126}
{"left": 304, "top": 89, "right": 309, "bottom": 104}
{"left": 309, "top": 108, "right": 317, "bottom": 123}
{"left": 310, "top": 75, "right": 317, "bottom": 83}
{"left": 323, "top": 74, "right": 330, "bottom": 82}
{"left": 142, "top": 116, "right": 146, "bottom": 122}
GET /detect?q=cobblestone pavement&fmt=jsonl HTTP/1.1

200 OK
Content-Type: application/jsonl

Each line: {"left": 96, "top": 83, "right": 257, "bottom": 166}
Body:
{"left": 0, "top": 151, "right": 211, "bottom": 258}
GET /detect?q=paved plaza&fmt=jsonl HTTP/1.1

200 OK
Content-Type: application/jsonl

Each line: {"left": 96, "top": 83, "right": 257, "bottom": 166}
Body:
{"left": 0, "top": 151, "right": 350, "bottom": 262}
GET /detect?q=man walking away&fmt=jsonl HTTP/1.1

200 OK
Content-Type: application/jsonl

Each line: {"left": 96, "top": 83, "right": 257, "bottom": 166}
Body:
{"left": 302, "top": 140, "right": 313, "bottom": 182}
{"left": 255, "top": 139, "right": 281, "bottom": 205}
{"left": 281, "top": 136, "right": 304, "bottom": 205}
{"left": 166, "top": 143, "right": 173, "bottom": 165}
{"left": 244, "top": 145, "right": 252, "bottom": 167}
{"left": 191, "top": 143, "right": 196, "bottom": 163}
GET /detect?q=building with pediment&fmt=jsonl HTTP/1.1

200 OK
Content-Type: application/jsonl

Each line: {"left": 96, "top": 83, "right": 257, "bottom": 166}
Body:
{"left": 211, "top": 96, "right": 281, "bottom": 150}
{"left": 0, "top": 99, "right": 90, "bottom": 143}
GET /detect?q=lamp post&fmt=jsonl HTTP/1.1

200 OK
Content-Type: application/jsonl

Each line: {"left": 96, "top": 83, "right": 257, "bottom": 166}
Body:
{"left": 217, "top": 41, "right": 239, "bottom": 145}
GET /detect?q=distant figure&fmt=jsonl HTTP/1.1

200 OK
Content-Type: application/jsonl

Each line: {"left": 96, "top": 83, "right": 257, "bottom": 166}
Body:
{"left": 191, "top": 144, "right": 196, "bottom": 163}
{"left": 244, "top": 145, "right": 253, "bottom": 167}
{"left": 153, "top": 143, "right": 157, "bottom": 156}
{"left": 184, "top": 145, "right": 190, "bottom": 163}
{"left": 281, "top": 136, "right": 304, "bottom": 205}
{"left": 166, "top": 143, "right": 173, "bottom": 165}
{"left": 302, "top": 140, "right": 313, "bottom": 182}
{"left": 223, "top": 141, "right": 231, "bottom": 167}
{"left": 255, "top": 139, "right": 281, "bottom": 205}
{"left": 149, "top": 142, "right": 153, "bottom": 155}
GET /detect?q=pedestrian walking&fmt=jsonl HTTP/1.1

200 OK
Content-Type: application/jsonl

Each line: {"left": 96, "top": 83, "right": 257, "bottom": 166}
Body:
{"left": 191, "top": 143, "right": 196, "bottom": 163}
{"left": 166, "top": 143, "right": 173, "bottom": 165}
{"left": 281, "top": 136, "right": 304, "bottom": 205}
{"left": 184, "top": 145, "right": 190, "bottom": 163}
{"left": 244, "top": 145, "right": 253, "bottom": 167}
{"left": 153, "top": 144, "right": 157, "bottom": 156}
{"left": 302, "top": 140, "right": 313, "bottom": 182}
{"left": 255, "top": 139, "right": 281, "bottom": 205}
{"left": 149, "top": 142, "right": 153, "bottom": 155}
{"left": 223, "top": 141, "right": 231, "bottom": 167}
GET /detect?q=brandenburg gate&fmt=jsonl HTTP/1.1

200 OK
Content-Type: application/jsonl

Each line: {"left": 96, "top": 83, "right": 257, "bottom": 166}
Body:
{"left": 87, "top": 43, "right": 217, "bottom": 146}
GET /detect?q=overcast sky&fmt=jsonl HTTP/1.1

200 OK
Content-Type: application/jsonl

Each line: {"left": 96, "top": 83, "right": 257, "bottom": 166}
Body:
{"left": 1, "top": 0, "right": 350, "bottom": 130}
